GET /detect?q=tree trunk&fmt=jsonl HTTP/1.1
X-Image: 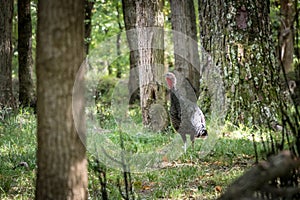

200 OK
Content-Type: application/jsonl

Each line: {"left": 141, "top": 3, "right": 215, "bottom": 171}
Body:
{"left": 136, "top": 0, "right": 166, "bottom": 126}
{"left": 279, "top": 0, "right": 295, "bottom": 73}
{"left": 122, "top": 0, "right": 140, "bottom": 104}
{"left": 84, "top": 0, "right": 94, "bottom": 55}
{"left": 35, "top": 0, "right": 88, "bottom": 199}
{"left": 0, "top": 0, "right": 14, "bottom": 108}
{"left": 295, "top": 0, "right": 300, "bottom": 79}
{"left": 18, "top": 0, "right": 35, "bottom": 107}
{"left": 116, "top": 1, "right": 123, "bottom": 78}
{"left": 199, "top": 0, "right": 280, "bottom": 125}
{"left": 170, "top": 0, "right": 200, "bottom": 100}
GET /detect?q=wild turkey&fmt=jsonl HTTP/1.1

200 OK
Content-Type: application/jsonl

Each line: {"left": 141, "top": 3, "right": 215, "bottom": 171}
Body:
{"left": 165, "top": 72, "right": 207, "bottom": 153}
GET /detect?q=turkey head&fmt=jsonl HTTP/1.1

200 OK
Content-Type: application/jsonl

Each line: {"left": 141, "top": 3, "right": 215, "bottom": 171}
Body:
{"left": 165, "top": 72, "right": 177, "bottom": 90}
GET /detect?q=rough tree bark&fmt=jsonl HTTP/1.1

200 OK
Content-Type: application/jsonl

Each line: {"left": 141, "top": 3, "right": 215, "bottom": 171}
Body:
{"left": 279, "top": 0, "right": 295, "bottom": 73}
{"left": 18, "top": 0, "right": 35, "bottom": 106}
{"left": 0, "top": 0, "right": 14, "bottom": 107}
{"left": 35, "top": 0, "right": 88, "bottom": 199}
{"left": 122, "top": 0, "right": 140, "bottom": 104}
{"left": 116, "top": 1, "right": 123, "bottom": 78}
{"left": 170, "top": 0, "right": 200, "bottom": 100}
{"left": 136, "top": 0, "right": 166, "bottom": 126}
{"left": 296, "top": 0, "right": 300, "bottom": 78}
{"left": 199, "top": 0, "right": 280, "bottom": 125}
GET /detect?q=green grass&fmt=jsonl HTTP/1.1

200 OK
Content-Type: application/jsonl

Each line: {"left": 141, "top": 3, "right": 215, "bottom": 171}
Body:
{"left": 0, "top": 108, "right": 36, "bottom": 200}
{"left": 0, "top": 108, "right": 262, "bottom": 199}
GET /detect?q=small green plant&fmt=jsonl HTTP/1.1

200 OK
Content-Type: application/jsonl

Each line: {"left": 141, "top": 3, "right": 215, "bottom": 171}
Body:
{"left": 0, "top": 108, "right": 36, "bottom": 200}
{"left": 0, "top": 107, "right": 262, "bottom": 200}
{"left": 94, "top": 75, "right": 119, "bottom": 125}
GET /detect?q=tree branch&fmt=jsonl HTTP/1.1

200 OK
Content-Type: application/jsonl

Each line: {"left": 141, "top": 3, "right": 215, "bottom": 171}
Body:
{"left": 218, "top": 151, "right": 300, "bottom": 200}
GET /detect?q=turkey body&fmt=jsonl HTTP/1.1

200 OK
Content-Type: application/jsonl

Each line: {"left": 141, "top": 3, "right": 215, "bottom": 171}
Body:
{"left": 165, "top": 72, "right": 207, "bottom": 152}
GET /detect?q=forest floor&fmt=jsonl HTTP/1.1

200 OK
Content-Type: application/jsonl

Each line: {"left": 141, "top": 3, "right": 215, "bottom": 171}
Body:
{"left": 0, "top": 108, "right": 264, "bottom": 199}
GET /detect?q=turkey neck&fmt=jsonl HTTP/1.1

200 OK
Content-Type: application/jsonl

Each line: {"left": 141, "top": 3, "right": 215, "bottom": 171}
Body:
{"left": 170, "top": 87, "right": 184, "bottom": 102}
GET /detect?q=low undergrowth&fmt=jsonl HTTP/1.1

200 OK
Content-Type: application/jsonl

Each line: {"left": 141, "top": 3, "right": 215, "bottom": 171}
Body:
{"left": 0, "top": 108, "right": 265, "bottom": 199}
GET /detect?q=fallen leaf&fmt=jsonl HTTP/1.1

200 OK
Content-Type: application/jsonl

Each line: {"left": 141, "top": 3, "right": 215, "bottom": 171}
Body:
{"left": 142, "top": 185, "right": 151, "bottom": 190}
{"left": 162, "top": 155, "right": 168, "bottom": 162}
{"left": 215, "top": 185, "right": 222, "bottom": 192}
